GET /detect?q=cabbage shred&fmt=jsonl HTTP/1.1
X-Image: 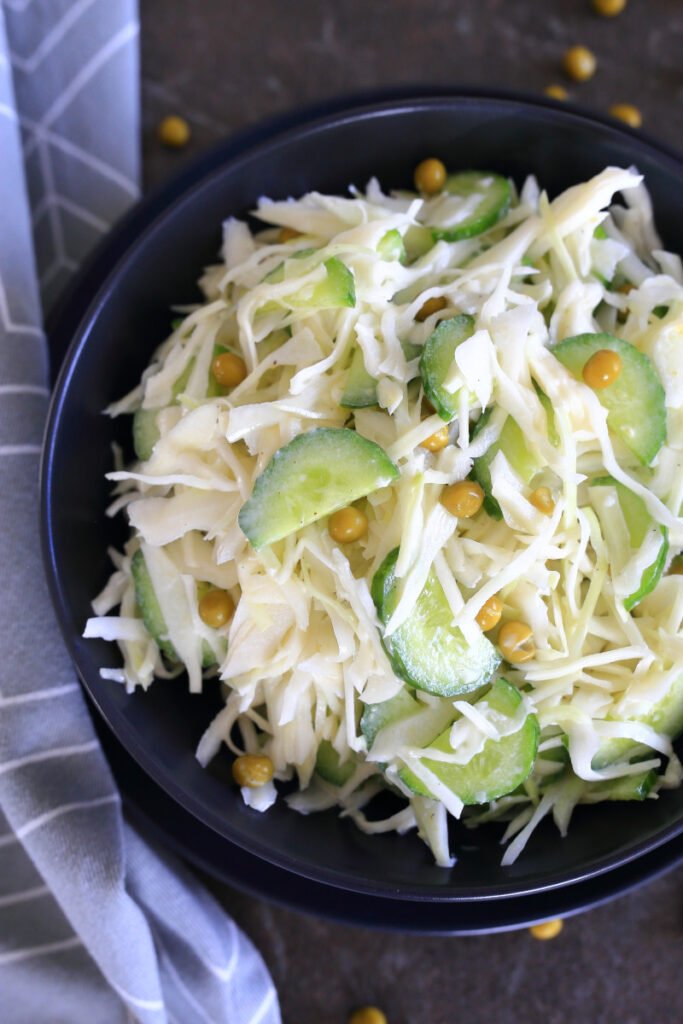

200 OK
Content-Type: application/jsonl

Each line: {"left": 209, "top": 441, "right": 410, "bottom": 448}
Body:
{"left": 86, "top": 166, "right": 683, "bottom": 867}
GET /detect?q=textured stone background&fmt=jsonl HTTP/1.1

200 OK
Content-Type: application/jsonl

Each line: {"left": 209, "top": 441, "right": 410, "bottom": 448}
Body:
{"left": 140, "top": 3, "right": 683, "bottom": 1021}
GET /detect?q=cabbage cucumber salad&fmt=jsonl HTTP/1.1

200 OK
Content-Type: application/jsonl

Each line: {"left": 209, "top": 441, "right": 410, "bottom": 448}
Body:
{"left": 85, "top": 160, "right": 683, "bottom": 868}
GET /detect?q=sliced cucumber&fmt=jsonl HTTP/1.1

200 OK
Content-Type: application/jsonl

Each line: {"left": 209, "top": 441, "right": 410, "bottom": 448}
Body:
{"left": 377, "top": 229, "right": 406, "bottom": 263}
{"left": 133, "top": 344, "right": 228, "bottom": 461}
{"left": 582, "top": 769, "right": 657, "bottom": 803}
{"left": 131, "top": 550, "right": 217, "bottom": 667}
{"left": 133, "top": 408, "right": 161, "bottom": 461}
{"left": 589, "top": 475, "right": 669, "bottom": 611}
{"left": 552, "top": 332, "right": 666, "bottom": 465}
{"left": 399, "top": 679, "right": 539, "bottom": 803}
{"left": 404, "top": 225, "right": 435, "bottom": 261}
{"left": 238, "top": 428, "right": 398, "bottom": 549}
{"left": 419, "top": 314, "right": 475, "bottom": 421}
{"left": 340, "top": 346, "right": 379, "bottom": 409}
{"left": 263, "top": 255, "right": 355, "bottom": 311}
{"left": 532, "top": 381, "right": 560, "bottom": 447}
{"left": 360, "top": 686, "right": 422, "bottom": 751}
{"left": 371, "top": 548, "right": 500, "bottom": 698}
{"left": 340, "top": 340, "right": 423, "bottom": 410}
{"left": 430, "top": 171, "right": 511, "bottom": 242}
{"left": 472, "top": 413, "right": 541, "bottom": 519}
{"left": 592, "top": 674, "right": 683, "bottom": 768}
{"left": 315, "top": 740, "right": 357, "bottom": 786}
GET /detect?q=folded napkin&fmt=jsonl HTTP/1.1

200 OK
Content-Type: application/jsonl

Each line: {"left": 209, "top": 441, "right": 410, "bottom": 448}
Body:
{"left": 0, "top": 3, "right": 280, "bottom": 1021}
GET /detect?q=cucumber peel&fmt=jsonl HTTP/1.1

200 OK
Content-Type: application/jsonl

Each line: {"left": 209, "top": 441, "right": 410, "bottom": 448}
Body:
{"left": 419, "top": 314, "right": 475, "bottom": 421}
{"left": 472, "top": 413, "right": 541, "bottom": 519}
{"left": 399, "top": 679, "right": 539, "bottom": 803}
{"left": 238, "top": 428, "right": 398, "bottom": 549}
{"left": 315, "top": 740, "right": 357, "bottom": 786}
{"left": 131, "top": 550, "right": 217, "bottom": 667}
{"left": 430, "top": 171, "right": 511, "bottom": 242}
{"left": 590, "top": 475, "right": 669, "bottom": 611}
{"left": 371, "top": 548, "right": 500, "bottom": 698}
{"left": 552, "top": 332, "right": 666, "bottom": 465}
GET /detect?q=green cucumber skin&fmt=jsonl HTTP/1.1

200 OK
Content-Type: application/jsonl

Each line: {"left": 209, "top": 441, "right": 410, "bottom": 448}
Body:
{"left": 131, "top": 550, "right": 217, "bottom": 668}
{"left": 377, "top": 229, "right": 407, "bottom": 263}
{"left": 372, "top": 548, "right": 500, "bottom": 698}
{"left": 238, "top": 428, "right": 399, "bottom": 549}
{"left": 360, "top": 687, "right": 421, "bottom": 751}
{"left": 419, "top": 314, "right": 476, "bottom": 421}
{"left": 399, "top": 679, "right": 539, "bottom": 804}
{"left": 532, "top": 381, "right": 560, "bottom": 447}
{"left": 315, "top": 739, "right": 356, "bottom": 786}
{"left": 472, "top": 414, "right": 539, "bottom": 520}
{"left": 265, "top": 254, "right": 355, "bottom": 309}
{"left": 340, "top": 346, "right": 379, "bottom": 409}
{"left": 552, "top": 332, "right": 667, "bottom": 465}
{"left": 589, "top": 475, "right": 669, "bottom": 610}
{"left": 592, "top": 674, "right": 683, "bottom": 769}
{"left": 582, "top": 769, "right": 657, "bottom": 803}
{"left": 430, "top": 172, "right": 511, "bottom": 243}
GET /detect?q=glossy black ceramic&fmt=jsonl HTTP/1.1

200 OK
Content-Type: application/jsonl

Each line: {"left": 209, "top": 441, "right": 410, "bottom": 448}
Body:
{"left": 42, "top": 91, "right": 683, "bottom": 906}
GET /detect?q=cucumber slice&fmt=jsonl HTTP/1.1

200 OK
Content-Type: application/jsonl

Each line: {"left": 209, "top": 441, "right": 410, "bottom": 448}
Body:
{"left": 133, "top": 408, "right": 161, "bottom": 461}
{"left": 552, "top": 333, "right": 666, "bottom": 465}
{"left": 315, "top": 740, "right": 357, "bottom": 786}
{"left": 377, "top": 229, "right": 406, "bottom": 263}
{"left": 371, "top": 548, "right": 500, "bottom": 698}
{"left": 472, "top": 413, "right": 541, "bottom": 520}
{"left": 133, "top": 344, "right": 225, "bottom": 461}
{"left": 263, "top": 255, "right": 355, "bottom": 311}
{"left": 419, "top": 315, "right": 475, "bottom": 421}
{"left": 360, "top": 686, "right": 422, "bottom": 751}
{"left": 404, "top": 225, "right": 435, "bottom": 261}
{"left": 340, "top": 346, "right": 379, "bottom": 408}
{"left": 399, "top": 679, "right": 539, "bottom": 803}
{"left": 340, "top": 339, "right": 423, "bottom": 409}
{"left": 532, "top": 381, "right": 560, "bottom": 447}
{"left": 593, "top": 674, "right": 683, "bottom": 768}
{"left": 430, "top": 171, "right": 511, "bottom": 242}
{"left": 590, "top": 475, "right": 669, "bottom": 610}
{"left": 238, "top": 428, "right": 399, "bottom": 549}
{"left": 582, "top": 769, "right": 657, "bottom": 803}
{"left": 131, "top": 550, "right": 217, "bottom": 667}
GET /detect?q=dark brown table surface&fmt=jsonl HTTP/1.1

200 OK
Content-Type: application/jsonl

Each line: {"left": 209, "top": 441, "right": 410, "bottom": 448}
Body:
{"left": 140, "top": 3, "right": 683, "bottom": 1021}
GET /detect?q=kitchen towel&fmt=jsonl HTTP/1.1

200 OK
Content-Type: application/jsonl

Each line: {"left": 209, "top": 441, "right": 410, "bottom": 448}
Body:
{"left": 0, "top": 3, "right": 280, "bottom": 1022}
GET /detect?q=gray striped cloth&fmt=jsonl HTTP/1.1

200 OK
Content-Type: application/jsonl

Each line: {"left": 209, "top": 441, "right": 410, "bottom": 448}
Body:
{"left": 0, "top": 3, "right": 281, "bottom": 1021}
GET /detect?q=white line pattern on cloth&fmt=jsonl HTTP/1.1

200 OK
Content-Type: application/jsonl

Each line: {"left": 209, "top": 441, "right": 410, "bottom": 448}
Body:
{"left": 0, "top": 740, "right": 100, "bottom": 776}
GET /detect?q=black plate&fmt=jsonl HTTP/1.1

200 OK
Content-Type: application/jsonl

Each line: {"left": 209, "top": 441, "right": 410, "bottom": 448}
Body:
{"left": 98, "top": 707, "right": 683, "bottom": 933}
{"left": 42, "top": 88, "right": 683, "bottom": 908}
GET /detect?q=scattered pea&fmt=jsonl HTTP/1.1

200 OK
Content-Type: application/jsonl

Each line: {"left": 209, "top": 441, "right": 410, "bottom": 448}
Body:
{"left": 530, "top": 918, "right": 564, "bottom": 940}
{"left": 349, "top": 1008, "right": 388, "bottom": 1024}
{"left": 198, "top": 589, "right": 234, "bottom": 628}
{"left": 475, "top": 595, "right": 503, "bottom": 632}
{"left": 529, "top": 486, "right": 555, "bottom": 516}
{"left": 498, "top": 621, "right": 535, "bottom": 664}
{"left": 544, "top": 84, "right": 569, "bottom": 101}
{"left": 440, "top": 480, "right": 485, "bottom": 519}
{"left": 563, "top": 45, "right": 597, "bottom": 82}
{"left": 416, "top": 295, "right": 448, "bottom": 322}
{"left": 414, "top": 158, "right": 446, "bottom": 195}
{"left": 232, "top": 755, "right": 274, "bottom": 789}
{"left": 592, "top": 0, "right": 626, "bottom": 15}
{"left": 328, "top": 506, "right": 368, "bottom": 544}
{"left": 420, "top": 425, "right": 450, "bottom": 452}
{"left": 211, "top": 352, "right": 248, "bottom": 388}
{"left": 582, "top": 348, "right": 622, "bottom": 389}
{"left": 609, "top": 103, "right": 642, "bottom": 129}
{"left": 158, "top": 115, "right": 191, "bottom": 149}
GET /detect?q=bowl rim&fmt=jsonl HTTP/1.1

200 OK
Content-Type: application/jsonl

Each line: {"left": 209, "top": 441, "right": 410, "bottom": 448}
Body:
{"left": 41, "top": 87, "right": 683, "bottom": 902}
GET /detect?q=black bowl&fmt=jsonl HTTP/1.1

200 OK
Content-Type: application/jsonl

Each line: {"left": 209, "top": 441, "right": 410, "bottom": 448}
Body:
{"left": 42, "top": 90, "right": 683, "bottom": 904}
